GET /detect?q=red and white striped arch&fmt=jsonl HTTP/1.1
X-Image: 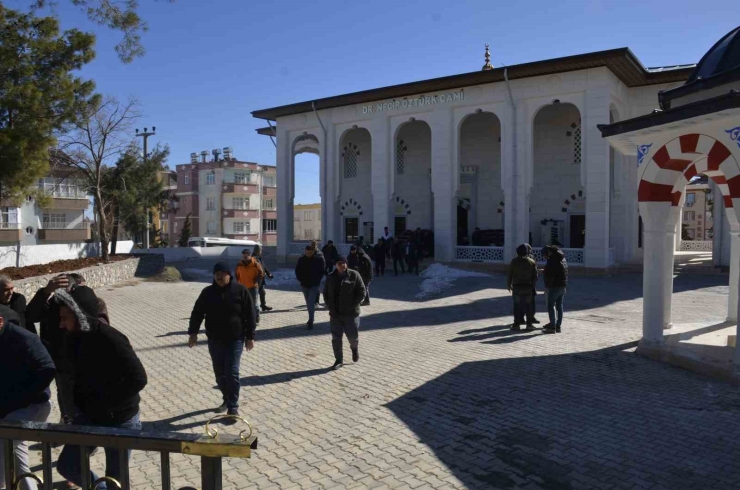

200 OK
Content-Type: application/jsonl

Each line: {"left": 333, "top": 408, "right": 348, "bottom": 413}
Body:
{"left": 639, "top": 134, "right": 740, "bottom": 214}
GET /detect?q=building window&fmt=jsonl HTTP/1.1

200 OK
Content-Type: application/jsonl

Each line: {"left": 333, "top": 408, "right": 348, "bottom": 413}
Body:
{"left": 263, "top": 175, "right": 276, "bottom": 187}
{"left": 263, "top": 199, "right": 274, "bottom": 210}
{"left": 395, "top": 216, "right": 406, "bottom": 236}
{"left": 304, "top": 229, "right": 312, "bottom": 239}
{"left": 233, "top": 222, "right": 250, "bottom": 233}
{"left": 43, "top": 213, "right": 66, "bottom": 229}
{"left": 396, "top": 140, "right": 407, "bottom": 175}
{"left": 161, "top": 221, "right": 168, "bottom": 235}
{"left": 206, "top": 222, "right": 216, "bottom": 234}
{"left": 206, "top": 197, "right": 215, "bottom": 210}
{"left": 573, "top": 126, "right": 582, "bottom": 165}
{"left": 184, "top": 174, "right": 189, "bottom": 185}
{"left": 294, "top": 213, "right": 299, "bottom": 221}
{"left": 684, "top": 211, "right": 695, "bottom": 221}
{"left": 0, "top": 207, "right": 18, "bottom": 228}
{"left": 303, "top": 210, "right": 312, "bottom": 221}
{"left": 344, "top": 143, "right": 359, "bottom": 179}
{"left": 37, "top": 178, "right": 85, "bottom": 198}
{"left": 686, "top": 228, "right": 696, "bottom": 240}
{"left": 232, "top": 197, "right": 247, "bottom": 210}
{"left": 206, "top": 171, "right": 215, "bottom": 185}
{"left": 344, "top": 217, "right": 358, "bottom": 243}
{"left": 685, "top": 193, "right": 696, "bottom": 207}
{"left": 263, "top": 219, "right": 277, "bottom": 232}
{"left": 234, "top": 172, "right": 250, "bottom": 184}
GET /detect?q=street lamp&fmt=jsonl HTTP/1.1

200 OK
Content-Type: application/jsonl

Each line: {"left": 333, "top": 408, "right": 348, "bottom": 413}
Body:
{"left": 136, "top": 126, "right": 156, "bottom": 249}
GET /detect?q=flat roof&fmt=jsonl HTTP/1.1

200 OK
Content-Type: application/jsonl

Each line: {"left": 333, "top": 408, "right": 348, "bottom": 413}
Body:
{"left": 252, "top": 48, "right": 694, "bottom": 121}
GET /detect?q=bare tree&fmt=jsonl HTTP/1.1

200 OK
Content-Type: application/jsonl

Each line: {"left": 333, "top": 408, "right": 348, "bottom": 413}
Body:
{"left": 56, "top": 96, "right": 141, "bottom": 261}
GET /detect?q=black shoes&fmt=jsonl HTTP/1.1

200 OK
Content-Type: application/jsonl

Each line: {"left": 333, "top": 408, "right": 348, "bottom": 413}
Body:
{"left": 307, "top": 320, "right": 314, "bottom": 330}
{"left": 525, "top": 325, "right": 536, "bottom": 332}
{"left": 510, "top": 325, "right": 521, "bottom": 331}
{"left": 261, "top": 306, "right": 273, "bottom": 312}
{"left": 352, "top": 348, "right": 359, "bottom": 363}
{"left": 332, "top": 359, "right": 343, "bottom": 370}
{"left": 532, "top": 317, "right": 541, "bottom": 324}
{"left": 543, "top": 326, "right": 561, "bottom": 334}
{"left": 227, "top": 408, "right": 239, "bottom": 417}
{"left": 215, "top": 402, "right": 227, "bottom": 414}
{"left": 361, "top": 300, "right": 370, "bottom": 306}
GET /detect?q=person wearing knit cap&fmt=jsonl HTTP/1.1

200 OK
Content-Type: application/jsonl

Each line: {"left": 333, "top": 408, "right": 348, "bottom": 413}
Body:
{"left": 253, "top": 244, "right": 274, "bottom": 312}
{"left": 323, "top": 255, "right": 366, "bottom": 370}
{"left": 506, "top": 244, "right": 538, "bottom": 331}
{"left": 188, "top": 262, "right": 256, "bottom": 416}
{"left": 295, "top": 245, "right": 326, "bottom": 330}
{"left": 54, "top": 286, "right": 147, "bottom": 490}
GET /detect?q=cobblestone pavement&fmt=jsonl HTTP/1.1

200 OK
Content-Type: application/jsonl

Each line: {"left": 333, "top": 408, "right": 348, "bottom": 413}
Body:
{"left": 27, "top": 262, "right": 740, "bottom": 490}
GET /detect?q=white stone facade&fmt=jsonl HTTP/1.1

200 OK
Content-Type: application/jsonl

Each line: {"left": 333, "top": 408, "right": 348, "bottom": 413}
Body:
{"left": 260, "top": 64, "right": 689, "bottom": 266}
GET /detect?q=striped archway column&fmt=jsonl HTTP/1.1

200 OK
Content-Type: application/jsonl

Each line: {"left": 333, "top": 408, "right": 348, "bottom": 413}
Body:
{"left": 638, "top": 134, "right": 740, "bottom": 347}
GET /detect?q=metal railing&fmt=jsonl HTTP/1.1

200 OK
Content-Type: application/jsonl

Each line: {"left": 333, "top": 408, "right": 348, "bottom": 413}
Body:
{"left": 1, "top": 416, "right": 257, "bottom": 490}
{"left": 0, "top": 222, "right": 20, "bottom": 229}
{"left": 39, "top": 223, "right": 90, "bottom": 230}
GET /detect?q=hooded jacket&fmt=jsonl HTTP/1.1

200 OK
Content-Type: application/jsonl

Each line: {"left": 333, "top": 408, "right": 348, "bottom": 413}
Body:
{"left": 323, "top": 269, "right": 366, "bottom": 318}
{"left": 189, "top": 278, "right": 257, "bottom": 341}
{"left": 235, "top": 257, "right": 264, "bottom": 289}
{"left": 348, "top": 248, "right": 373, "bottom": 284}
{"left": 0, "top": 313, "right": 56, "bottom": 418}
{"left": 544, "top": 249, "right": 569, "bottom": 289}
{"left": 507, "top": 255, "right": 538, "bottom": 295}
{"left": 55, "top": 287, "right": 147, "bottom": 425}
{"left": 321, "top": 244, "right": 339, "bottom": 265}
{"left": 2, "top": 292, "right": 30, "bottom": 333}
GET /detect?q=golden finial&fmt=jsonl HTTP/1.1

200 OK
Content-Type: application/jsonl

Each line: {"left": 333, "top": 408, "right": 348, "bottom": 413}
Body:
{"left": 482, "top": 44, "right": 493, "bottom": 71}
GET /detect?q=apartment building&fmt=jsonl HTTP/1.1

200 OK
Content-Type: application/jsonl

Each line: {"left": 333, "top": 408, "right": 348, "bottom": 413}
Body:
{"left": 293, "top": 203, "right": 321, "bottom": 241}
{"left": 681, "top": 181, "right": 713, "bottom": 241}
{"left": 155, "top": 170, "right": 178, "bottom": 245}
{"left": 0, "top": 168, "right": 90, "bottom": 246}
{"left": 174, "top": 148, "right": 278, "bottom": 246}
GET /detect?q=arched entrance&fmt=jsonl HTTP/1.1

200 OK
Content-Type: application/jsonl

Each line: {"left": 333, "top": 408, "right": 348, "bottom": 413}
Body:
{"left": 338, "top": 128, "right": 372, "bottom": 245}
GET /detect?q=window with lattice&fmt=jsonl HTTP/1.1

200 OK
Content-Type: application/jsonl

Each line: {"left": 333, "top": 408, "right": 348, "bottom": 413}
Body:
{"left": 573, "top": 126, "right": 582, "bottom": 165}
{"left": 343, "top": 143, "right": 359, "bottom": 179}
{"left": 396, "top": 140, "right": 407, "bottom": 175}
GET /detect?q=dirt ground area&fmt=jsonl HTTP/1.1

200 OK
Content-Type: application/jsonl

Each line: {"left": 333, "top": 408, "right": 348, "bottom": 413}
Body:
{"left": 0, "top": 255, "right": 130, "bottom": 280}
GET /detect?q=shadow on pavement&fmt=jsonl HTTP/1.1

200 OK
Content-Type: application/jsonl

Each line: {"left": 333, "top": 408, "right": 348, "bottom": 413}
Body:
{"left": 385, "top": 341, "right": 740, "bottom": 490}
{"left": 239, "top": 367, "right": 332, "bottom": 387}
{"left": 141, "top": 408, "right": 215, "bottom": 432}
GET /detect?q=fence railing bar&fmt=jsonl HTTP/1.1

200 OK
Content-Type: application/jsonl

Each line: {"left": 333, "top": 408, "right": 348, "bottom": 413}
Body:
{"left": 80, "top": 446, "right": 90, "bottom": 490}
{"left": 4, "top": 439, "right": 14, "bottom": 490}
{"left": 118, "top": 450, "right": 130, "bottom": 490}
{"left": 160, "top": 452, "right": 171, "bottom": 490}
{"left": 201, "top": 456, "right": 222, "bottom": 490}
{"left": 41, "top": 442, "right": 53, "bottom": 490}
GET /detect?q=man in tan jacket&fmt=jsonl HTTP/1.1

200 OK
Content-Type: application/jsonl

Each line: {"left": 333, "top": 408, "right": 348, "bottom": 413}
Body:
{"left": 235, "top": 249, "right": 264, "bottom": 325}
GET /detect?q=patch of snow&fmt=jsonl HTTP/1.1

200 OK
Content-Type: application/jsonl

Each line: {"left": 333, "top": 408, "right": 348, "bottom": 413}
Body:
{"left": 416, "top": 263, "right": 490, "bottom": 299}
{"left": 267, "top": 268, "right": 296, "bottom": 286}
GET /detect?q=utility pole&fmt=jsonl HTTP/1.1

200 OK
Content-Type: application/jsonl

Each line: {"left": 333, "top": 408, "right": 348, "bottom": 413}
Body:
{"left": 136, "top": 126, "right": 156, "bottom": 249}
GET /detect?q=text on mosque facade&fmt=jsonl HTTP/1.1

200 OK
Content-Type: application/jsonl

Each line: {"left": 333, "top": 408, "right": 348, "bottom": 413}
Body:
{"left": 362, "top": 91, "right": 464, "bottom": 114}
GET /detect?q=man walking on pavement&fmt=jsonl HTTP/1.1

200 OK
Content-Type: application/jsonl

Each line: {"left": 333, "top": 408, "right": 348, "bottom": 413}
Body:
{"left": 391, "top": 237, "right": 406, "bottom": 275}
{"left": 542, "top": 245, "right": 569, "bottom": 334}
{"left": 295, "top": 245, "right": 326, "bottom": 330}
{"left": 189, "top": 262, "right": 256, "bottom": 416}
{"left": 0, "top": 274, "right": 30, "bottom": 333}
{"left": 324, "top": 256, "right": 366, "bottom": 370}
{"left": 310, "top": 240, "right": 325, "bottom": 307}
{"left": 235, "top": 249, "right": 264, "bottom": 325}
{"left": 506, "top": 244, "right": 538, "bottom": 331}
{"left": 373, "top": 238, "right": 386, "bottom": 277}
{"left": 252, "top": 244, "right": 274, "bottom": 312}
{"left": 0, "top": 305, "right": 56, "bottom": 490}
{"left": 55, "top": 286, "right": 147, "bottom": 490}
{"left": 406, "top": 239, "right": 420, "bottom": 276}
{"left": 525, "top": 244, "right": 541, "bottom": 325}
{"left": 348, "top": 245, "right": 373, "bottom": 305}
{"left": 322, "top": 240, "right": 339, "bottom": 275}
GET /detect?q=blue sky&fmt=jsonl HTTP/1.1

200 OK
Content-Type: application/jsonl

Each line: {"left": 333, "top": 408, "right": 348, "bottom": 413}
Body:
{"left": 11, "top": 0, "right": 738, "bottom": 204}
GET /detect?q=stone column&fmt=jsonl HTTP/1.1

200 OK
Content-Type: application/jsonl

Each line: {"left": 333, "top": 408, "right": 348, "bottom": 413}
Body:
{"left": 584, "top": 90, "right": 610, "bottom": 269}
{"left": 275, "top": 126, "right": 291, "bottom": 263}
{"left": 675, "top": 194, "right": 685, "bottom": 251}
{"left": 371, "top": 118, "right": 391, "bottom": 241}
{"left": 502, "top": 102, "right": 529, "bottom": 262}
{"left": 639, "top": 202, "right": 679, "bottom": 346}
{"left": 322, "top": 123, "right": 336, "bottom": 244}
{"left": 430, "top": 108, "right": 455, "bottom": 262}
{"left": 728, "top": 218, "right": 740, "bottom": 322}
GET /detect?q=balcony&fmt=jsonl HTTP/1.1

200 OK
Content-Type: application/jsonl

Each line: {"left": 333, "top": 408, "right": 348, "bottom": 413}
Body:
{"left": 0, "top": 223, "right": 22, "bottom": 242}
{"left": 38, "top": 223, "right": 91, "bottom": 242}
{"left": 222, "top": 208, "right": 259, "bottom": 219}
{"left": 262, "top": 210, "right": 277, "bottom": 219}
{"left": 262, "top": 186, "right": 277, "bottom": 197}
{"left": 222, "top": 183, "right": 259, "bottom": 194}
{"left": 43, "top": 197, "right": 90, "bottom": 210}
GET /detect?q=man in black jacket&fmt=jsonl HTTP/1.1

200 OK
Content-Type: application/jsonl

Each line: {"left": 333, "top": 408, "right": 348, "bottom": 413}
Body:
{"left": 391, "top": 237, "right": 406, "bottom": 276}
{"left": 189, "top": 262, "right": 256, "bottom": 416}
{"left": 323, "top": 256, "right": 366, "bottom": 370}
{"left": 295, "top": 245, "right": 326, "bottom": 330}
{"left": 348, "top": 245, "right": 373, "bottom": 305}
{"left": 542, "top": 246, "right": 569, "bottom": 334}
{"left": 322, "top": 240, "right": 339, "bottom": 275}
{"left": 0, "top": 305, "right": 56, "bottom": 490}
{"left": 55, "top": 286, "right": 147, "bottom": 490}
{"left": 0, "top": 274, "right": 30, "bottom": 333}
{"left": 253, "top": 244, "right": 274, "bottom": 312}
{"left": 373, "top": 238, "right": 386, "bottom": 277}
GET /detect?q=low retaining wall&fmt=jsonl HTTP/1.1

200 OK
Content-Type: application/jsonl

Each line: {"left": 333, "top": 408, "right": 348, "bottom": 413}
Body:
{"left": 132, "top": 245, "right": 276, "bottom": 263}
{"left": 13, "top": 254, "right": 164, "bottom": 298}
{"left": 0, "top": 241, "right": 135, "bottom": 269}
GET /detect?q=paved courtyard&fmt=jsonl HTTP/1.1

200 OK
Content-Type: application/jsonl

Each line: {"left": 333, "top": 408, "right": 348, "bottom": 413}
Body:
{"left": 28, "top": 261, "right": 740, "bottom": 489}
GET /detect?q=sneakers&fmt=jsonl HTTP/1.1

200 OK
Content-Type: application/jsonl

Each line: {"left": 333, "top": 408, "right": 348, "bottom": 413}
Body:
{"left": 307, "top": 320, "right": 314, "bottom": 330}
{"left": 352, "top": 348, "right": 359, "bottom": 363}
{"left": 214, "top": 402, "right": 227, "bottom": 414}
{"left": 261, "top": 306, "right": 273, "bottom": 312}
{"left": 332, "top": 360, "right": 344, "bottom": 370}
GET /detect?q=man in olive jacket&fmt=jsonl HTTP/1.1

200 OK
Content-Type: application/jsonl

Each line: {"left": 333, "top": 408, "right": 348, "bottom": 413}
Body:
{"left": 506, "top": 244, "right": 538, "bottom": 331}
{"left": 323, "top": 255, "right": 366, "bottom": 370}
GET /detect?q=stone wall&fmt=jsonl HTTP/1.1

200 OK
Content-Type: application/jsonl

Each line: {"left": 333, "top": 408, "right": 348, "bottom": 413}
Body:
{"left": 13, "top": 254, "right": 164, "bottom": 298}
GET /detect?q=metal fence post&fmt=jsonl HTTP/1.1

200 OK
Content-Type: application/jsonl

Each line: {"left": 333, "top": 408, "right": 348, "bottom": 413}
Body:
{"left": 200, "top": 457, "right": 222, "bottom": 490}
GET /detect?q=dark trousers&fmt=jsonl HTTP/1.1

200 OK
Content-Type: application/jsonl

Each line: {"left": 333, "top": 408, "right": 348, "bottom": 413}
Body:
{"left": 207, "top": 338, "right": 244, "bottom": 410}
{"left": 330, "top": 315, "right": 360, "bottom": 361}
{"left": 258, "top": 280, "right": 267, "bottom": 309}
{"left": 393, "top": 257, "right": 405, "bottom": 275}
{"left": 375, "top": 260, "right": 385, "bottom": 277}
{"left": 55, "top": 367, "right": 76, "bottom": 421}
{"left": 530, "top": 288, "right": 537, "bottom": 319}
{"left": 513, "top": 292, "right": 534, "bottom": 326}
{"left": 547, "top": 288, "right": 566, "bottom": 328}
{"left": 248, "top": 287, "right": 259, "bottom": 324}
{"left": 407, "top": 258, "right": 419, "bottom": 275}
{"left": 58, "top": 412, "right": 141, "bottom": 490}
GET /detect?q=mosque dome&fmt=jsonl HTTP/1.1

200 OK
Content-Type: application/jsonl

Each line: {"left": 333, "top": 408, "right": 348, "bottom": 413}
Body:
{"left": 686, "top": 25, "right": 740, "bottom": 83}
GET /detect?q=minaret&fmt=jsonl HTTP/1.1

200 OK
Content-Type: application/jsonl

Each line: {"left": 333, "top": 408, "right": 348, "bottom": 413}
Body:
{"left": 482, "top": 44, "right": 493, "bottom": 71}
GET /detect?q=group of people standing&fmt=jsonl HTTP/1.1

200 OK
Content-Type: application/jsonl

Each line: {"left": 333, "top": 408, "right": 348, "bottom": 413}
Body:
{"left": 1, "top": 273, "right": 147, "bottom": 490}
{"left": 506, "top": 243, "right": 569, "bottom": 333}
